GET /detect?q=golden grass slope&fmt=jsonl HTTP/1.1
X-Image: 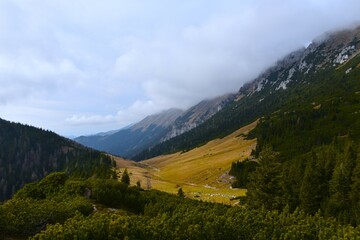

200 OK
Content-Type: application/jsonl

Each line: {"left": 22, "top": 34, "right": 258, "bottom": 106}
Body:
{"left": 114, "top": 120, "right": 257, "bottom": 204}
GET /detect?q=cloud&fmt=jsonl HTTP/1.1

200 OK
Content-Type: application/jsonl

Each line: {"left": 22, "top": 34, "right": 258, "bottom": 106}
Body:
{"left": 65, "top": 114, "right": 117, "bottom": 125}
{"left": 65, "top": 99, "right": 167, "bottom": 126}
{"left": 111, "top": 0, "right": 360, "bottom": 111}
{"left": 0, "top": 53, "right": 84, "bottom": 104}
{"left": 1, "top": 0, "right": 360, "bottom": 135}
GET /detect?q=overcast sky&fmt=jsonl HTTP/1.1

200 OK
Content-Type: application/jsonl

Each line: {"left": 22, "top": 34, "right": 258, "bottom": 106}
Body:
{"left": 0, "top": 0, "right": 360, "bottom": 136}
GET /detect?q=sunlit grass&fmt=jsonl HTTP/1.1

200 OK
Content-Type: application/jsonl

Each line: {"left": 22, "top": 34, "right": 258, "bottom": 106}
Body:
{"left": 113, "top": 120, "right": 257, "bottom": 205}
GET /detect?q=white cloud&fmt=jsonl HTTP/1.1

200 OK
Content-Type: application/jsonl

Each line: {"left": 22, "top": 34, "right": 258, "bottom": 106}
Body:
{"left": 0, "top": 0, "right": 360, "bottom": 135}
{"left": 0, "top": 53, "right": 84, "bottom": 104}
{"left": 65, "top": 99, "right": 167, "bottom": 126}
{"left": 65, "top": 114, "right": 117, "bottom": 125}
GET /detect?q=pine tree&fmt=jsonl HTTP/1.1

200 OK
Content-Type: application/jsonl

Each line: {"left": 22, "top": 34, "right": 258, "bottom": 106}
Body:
{"left": 328, "top": 143, "right": 356, "bottom": 222}
{"left": 299, "top": 152, "right": 322, "bottom": 214}
{"left": 246, "top": 146, "right": 284, "bottom": 210}
{"left": 177, "top": 187, "right": 185, "bottom": 198}
{"left": 121, "top": 169, "right": 130, "bottom": 185}
{"left": 350, "top": 151, "right": 360, "bottom": 225}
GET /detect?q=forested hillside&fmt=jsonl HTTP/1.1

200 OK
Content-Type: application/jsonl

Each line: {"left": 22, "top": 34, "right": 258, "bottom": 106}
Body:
{"left": 239, "top": 53, "right": 360, "bottom": 225}
{"left": 0, "top": 118, "right": 115, "bottom": 201}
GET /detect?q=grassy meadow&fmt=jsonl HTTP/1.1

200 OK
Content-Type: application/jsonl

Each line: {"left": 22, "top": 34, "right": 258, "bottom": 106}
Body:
{"left": 113, "top": 121, "right": 257, "bottom": 204}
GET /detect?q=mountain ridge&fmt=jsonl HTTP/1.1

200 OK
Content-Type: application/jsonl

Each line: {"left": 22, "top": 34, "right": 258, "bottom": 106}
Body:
{"left": 133, "top": 25, "right": 360, "bottom": 160}
{"left": 75, "top": 94, "right": 234, "bottom": 158}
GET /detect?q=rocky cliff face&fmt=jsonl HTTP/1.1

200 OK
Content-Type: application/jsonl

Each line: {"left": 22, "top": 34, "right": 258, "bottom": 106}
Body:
{"left": 131, "top": 108, "right": 184, "bottom": 132}
{"left": 162, "top": 94, "right": 234, "bottom": 141}
{"left": 239, "top": 26, "right": 360, "bottom": 97}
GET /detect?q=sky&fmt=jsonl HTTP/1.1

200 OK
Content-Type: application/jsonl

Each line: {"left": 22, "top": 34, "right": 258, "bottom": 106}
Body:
{"left": 0, "top": 0, "right": 360, "bottom": 137}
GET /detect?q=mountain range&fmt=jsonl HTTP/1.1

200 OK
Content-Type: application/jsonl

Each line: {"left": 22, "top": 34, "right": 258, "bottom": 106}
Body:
{"left": 75, "top": 93, "right": 234, "bottom": 158}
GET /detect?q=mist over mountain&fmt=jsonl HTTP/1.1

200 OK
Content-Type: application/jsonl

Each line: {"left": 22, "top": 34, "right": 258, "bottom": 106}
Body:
{"left": 133, "top": 25, "right": 360, "bottom": 160}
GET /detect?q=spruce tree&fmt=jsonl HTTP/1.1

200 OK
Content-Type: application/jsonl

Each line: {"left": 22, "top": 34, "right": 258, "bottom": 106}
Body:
{"left": 350, "top": 151, "right": 360, "bottom": 225}
{"left": 121, "top": 169, "right": 130, "bottom": 185}
{"left": 299, "top": 152, "right": 322, "bottom": 214}
{"left": 177, "top": 187, "right": 185, "bottom": 198}
{"left": 246, "top": 146, "right": 284, "bottom": 210}
{"left": 328, "top": 143, "right": 356, "bottom": 222}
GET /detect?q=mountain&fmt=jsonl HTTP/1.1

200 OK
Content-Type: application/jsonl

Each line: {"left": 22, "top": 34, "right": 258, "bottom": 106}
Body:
{"left": 162, "top": 94, "right": 234, "bottom": 141}
{"left": 133, "top": 25, "right": 360, "bottom": 160}
{"left": 130, "top": 25, "right": 360, "bottom": 225}
{"left": 75, "top": 109, "right": 184, "bottom": 158}
{"left": 0, "top": 118, "right": 115, "bottom": 201}
{"left": 75, "top": 94, "right": 234, "bottom": 159}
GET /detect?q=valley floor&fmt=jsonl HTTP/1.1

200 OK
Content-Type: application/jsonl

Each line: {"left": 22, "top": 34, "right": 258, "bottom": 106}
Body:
{"left": 113, "top": 121, "right": 257, "bottom": 204}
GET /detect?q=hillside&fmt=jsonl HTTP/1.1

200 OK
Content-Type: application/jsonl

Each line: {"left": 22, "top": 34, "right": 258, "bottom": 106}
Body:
{"left": 114, "top": 121, "right": 257, "bottom": 204}
{"left": 133, "top": 25, "right": 360, "bottom": 161}
{"left": 0, "top": 118, "right": 115, "bottom": 201}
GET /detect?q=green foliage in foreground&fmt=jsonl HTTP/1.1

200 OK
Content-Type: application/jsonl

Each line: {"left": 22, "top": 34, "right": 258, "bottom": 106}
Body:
{"left": 2, "top": 171, "right": 360, "bottom": 239}
{"left": 32, "top": 195, "right": 360, "bottom": 240}
{"left": 0, "top": 172, "right": 139, "bottom": 238}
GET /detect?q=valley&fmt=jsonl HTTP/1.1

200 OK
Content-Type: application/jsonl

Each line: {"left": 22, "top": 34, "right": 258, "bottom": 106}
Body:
{"left": 114, "top": 120, "right": 257, "bottom": 204}
{"left": 2, "top": 21, "right": 360, "bottom": 239}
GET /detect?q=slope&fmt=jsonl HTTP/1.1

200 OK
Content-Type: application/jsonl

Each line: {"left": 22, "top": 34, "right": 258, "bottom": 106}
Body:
{"left": 115, "top": 120, "right": 257, "bottom": 204}
{"left": 0, "top": 118, "right": 115, "bottom": 201}
{"left": 237, "top": 51, "right": 360, "bottom": 225}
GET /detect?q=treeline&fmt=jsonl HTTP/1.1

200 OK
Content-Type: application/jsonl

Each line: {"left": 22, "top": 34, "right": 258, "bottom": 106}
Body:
{"left": 0, "top": 118, "right": 115, "bottom": 201}
{"left": 1, "top": 171, "right": 359, "bottom": 239}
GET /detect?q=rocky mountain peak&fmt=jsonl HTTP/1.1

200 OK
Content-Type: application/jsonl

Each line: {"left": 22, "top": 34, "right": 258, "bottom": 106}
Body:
{"left": 162, "top": 93, "right": 235, "bottom": 141}
{"left": 131, "top": 108, "right": 184, "bottom": 132}
{"left": 238, "top": 25, "right": 360, "bottom": 97}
